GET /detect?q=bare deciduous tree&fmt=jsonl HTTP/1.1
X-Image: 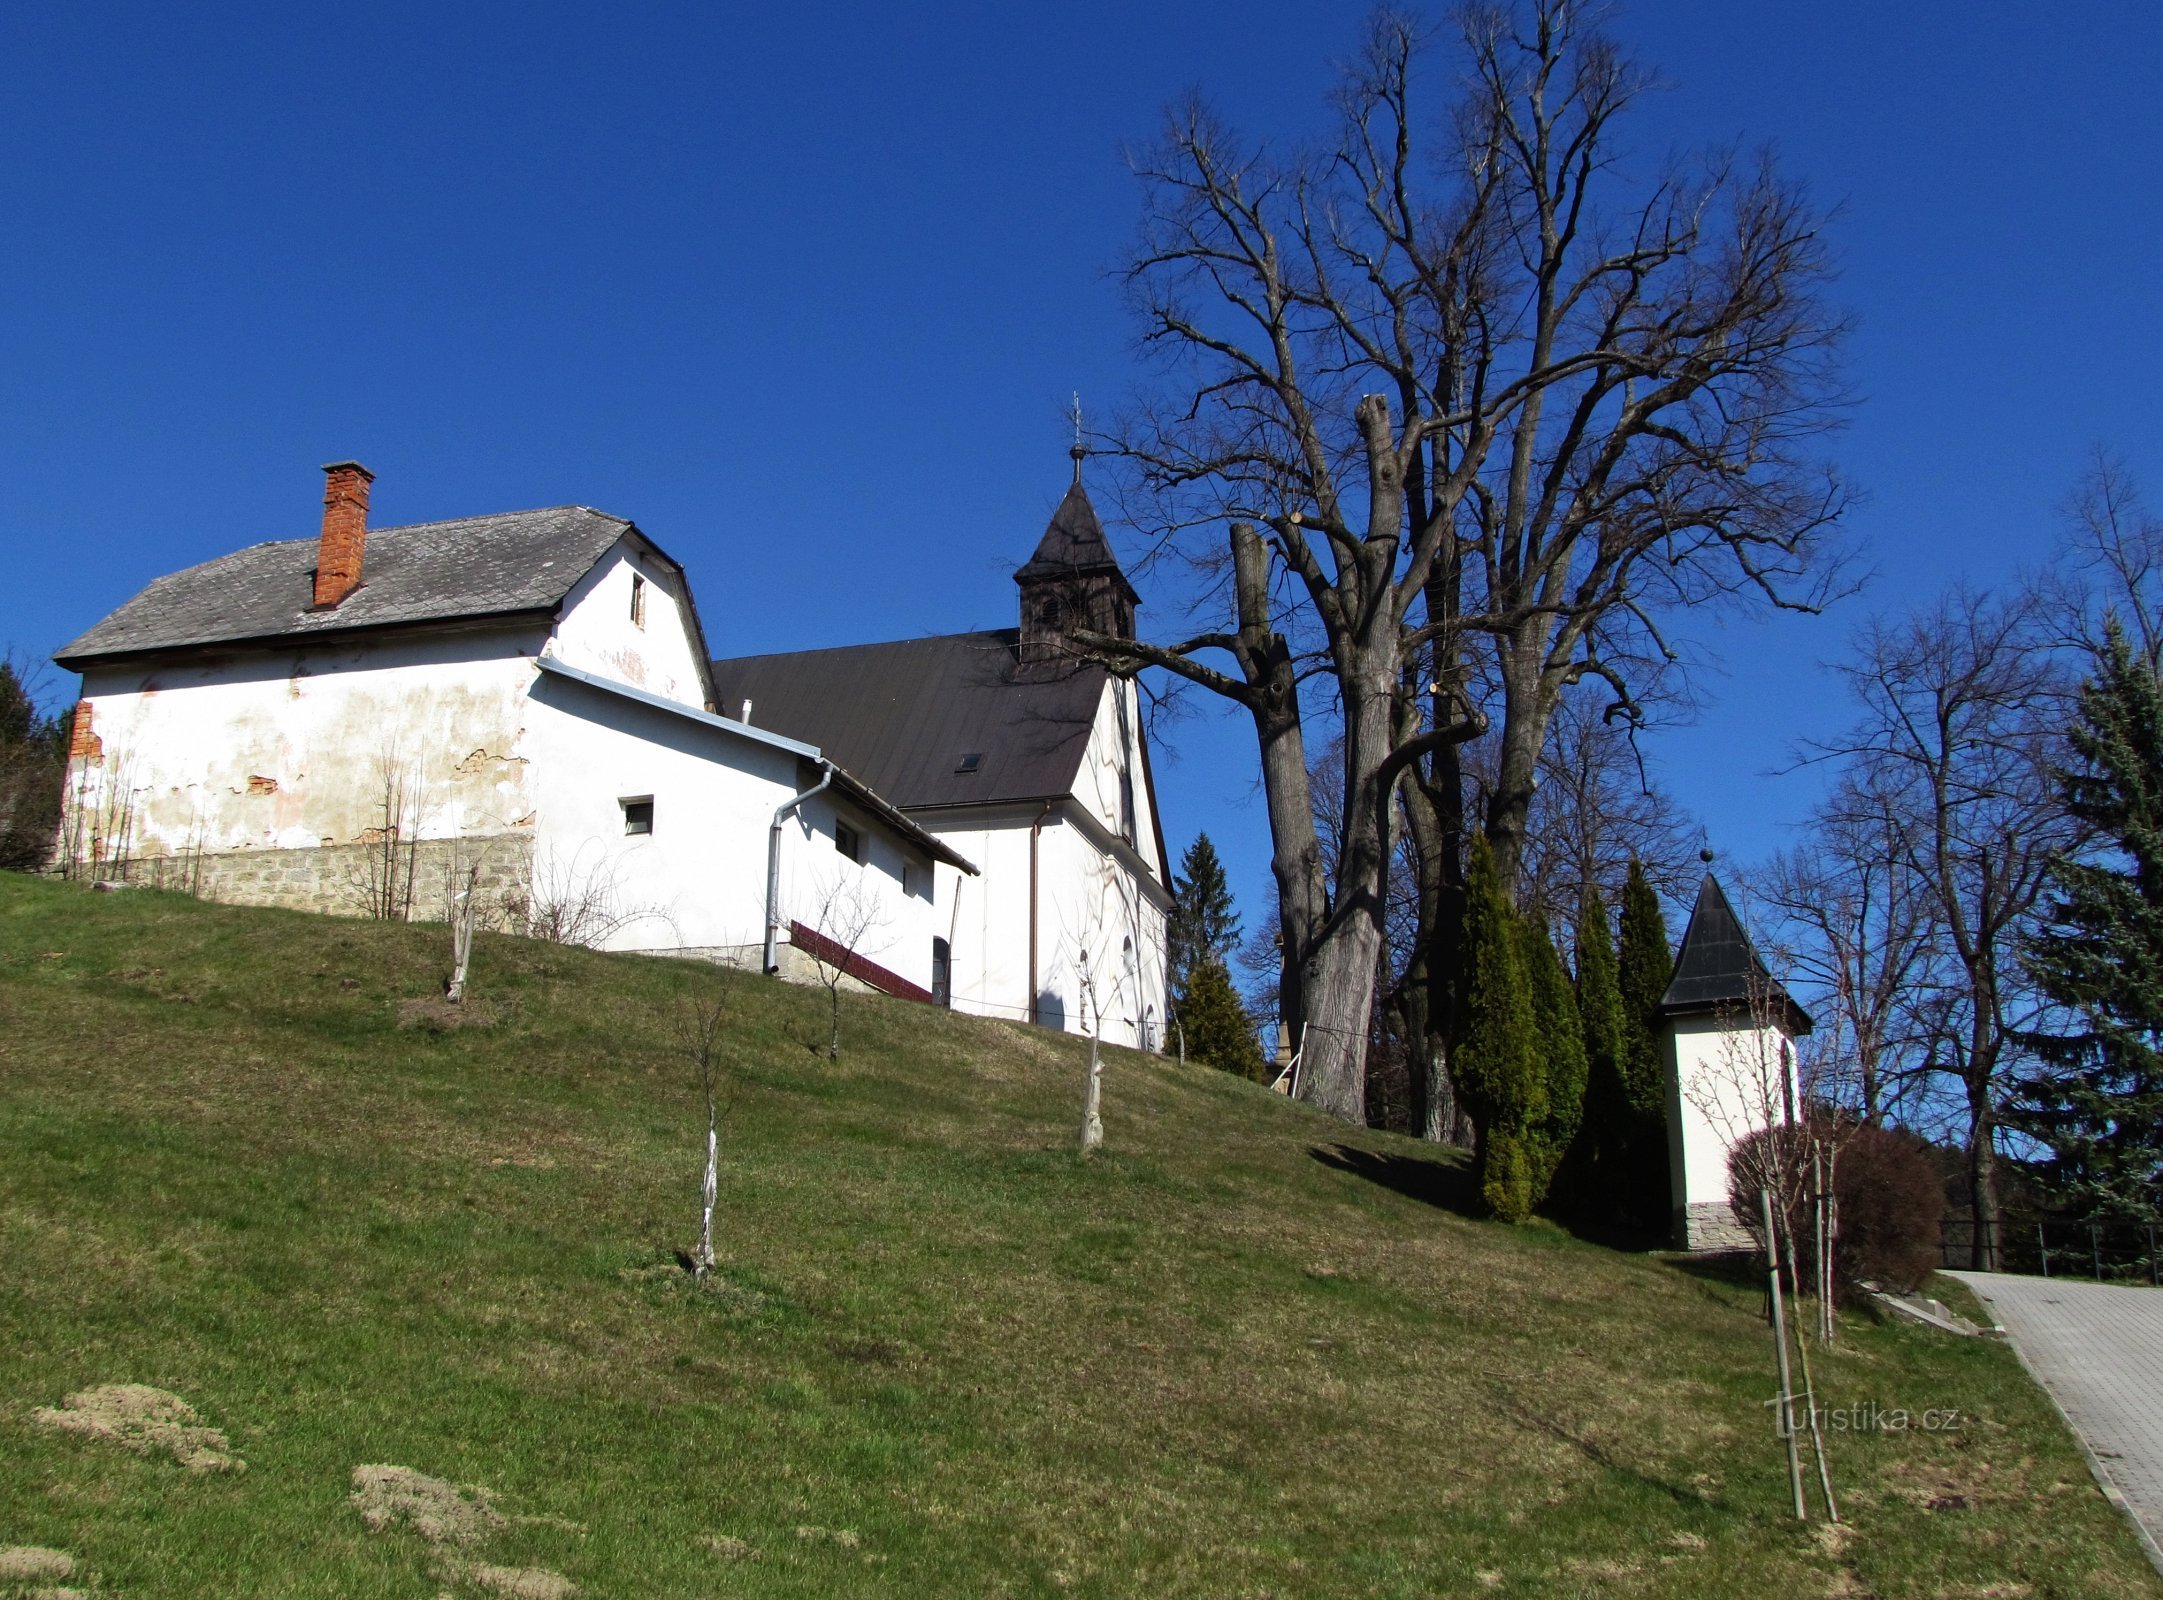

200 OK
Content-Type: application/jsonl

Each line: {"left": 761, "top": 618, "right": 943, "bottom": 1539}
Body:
{"left": 1083, "top": 3, "right": 1849, "bottom": 1123}
{"left": 1807, "top": 587, "right": 2079, "bottom": 1267}
{"left": 1753, "top": 775, "right": 1941, "bottom": 1125}
{"left": 676, "top": 991, "right": 731, "bottom": 1278}
{"left": 795, "top": 870, "right": 894, "bottom": 1061}
{"left": 345, "top": 751, "right": 425, "bottom": 921}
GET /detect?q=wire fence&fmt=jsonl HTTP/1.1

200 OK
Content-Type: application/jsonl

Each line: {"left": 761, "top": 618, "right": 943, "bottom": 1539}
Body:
{"left": 1938, "top": 1212, "right": 2161, "bottom": 1284}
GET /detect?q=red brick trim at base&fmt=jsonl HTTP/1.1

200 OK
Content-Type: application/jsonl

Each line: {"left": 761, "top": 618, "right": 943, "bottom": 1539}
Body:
{"left": 788, "top": 920, "right": 934, "bottom": 1005}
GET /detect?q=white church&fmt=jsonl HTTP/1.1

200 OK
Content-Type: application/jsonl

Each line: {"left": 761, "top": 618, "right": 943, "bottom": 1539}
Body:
{"left": 52, "top": 459, "right": 1170, "bottom": 1050}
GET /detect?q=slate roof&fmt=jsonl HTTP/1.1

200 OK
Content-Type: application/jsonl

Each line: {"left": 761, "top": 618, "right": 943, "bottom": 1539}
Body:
{"left": 1661, "top": 874, "right": 1814, "bottom": 1034}
{"left": 55, "top": 507, "right": 634, "bottom": 666}
{"left": 710, "top": 630, "right": 1109, "bottom": 812}
{"left": 1015, "top": 480, "right": 1138, "bottom": 599}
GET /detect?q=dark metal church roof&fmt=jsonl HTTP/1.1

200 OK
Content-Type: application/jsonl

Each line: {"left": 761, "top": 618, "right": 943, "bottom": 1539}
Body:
{"left": 1660, "top": 873, "right": 1814, "bottom": 1034}
{"left": 55, "top": 506, "right": 636, "bottom": 666}
{"left": 711, "top": 630, "right": 1110, "bottom": 812}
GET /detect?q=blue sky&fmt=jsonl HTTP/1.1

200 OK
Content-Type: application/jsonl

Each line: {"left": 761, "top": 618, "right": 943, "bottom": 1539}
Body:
{"left": 4, "top": 3, "right": 2160, "bottom": 927}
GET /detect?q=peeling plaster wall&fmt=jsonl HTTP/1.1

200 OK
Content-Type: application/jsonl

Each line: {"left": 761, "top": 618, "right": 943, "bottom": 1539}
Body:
{"left": 66, "top": 628, "right": 545, "bottom": 873}
{"left": 549, "top": 539, "right": 708, "bottom": 710}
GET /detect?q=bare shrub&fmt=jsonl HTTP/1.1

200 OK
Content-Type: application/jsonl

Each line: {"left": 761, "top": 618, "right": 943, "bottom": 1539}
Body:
{"left": 1732, "top": 1115, "right": 1945, "bottom": 1297}
{"left": 795, "top": 870, "right": 892, "bottom": 1061}
{"left": 522, "top": 842, "right": 671, "bottom": 949}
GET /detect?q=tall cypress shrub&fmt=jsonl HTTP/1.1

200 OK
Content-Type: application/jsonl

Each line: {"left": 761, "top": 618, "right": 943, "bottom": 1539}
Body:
{"left": 1555, "top": 887, "right": 1627, "bottom": 1211}
{"left": 1521, "top": 915, "right": 1587, "bottom": 1207}
{"left": 1455, "top": 836, "right": 1542, "bottom": 1221}
{"left": 1615, "top": 860, "right": 1675, "bottom": 1228}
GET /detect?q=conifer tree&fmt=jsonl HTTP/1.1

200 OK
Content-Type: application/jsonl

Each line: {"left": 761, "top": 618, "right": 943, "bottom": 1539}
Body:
{"left": 1180, "top": 956, "right": 1266, "bottom": 1081}
{"left": 1555, "top": 887, "right": 1627, "bottom": 1211}
{"left": 2006, "top": 626, "right": 2163, "bottom": 1223}
{"left": 1520, "top": 915, "right": 1587, "bottom": 1205}
{"left": 1614, "top": 860, "right": 1676, "bottom": 1227}
{"left": 1455, "top": 836, "right": 1543, "bottom": 1221}
{"left": 1168, "top": 833, "right": 1241, "bottom": 1001}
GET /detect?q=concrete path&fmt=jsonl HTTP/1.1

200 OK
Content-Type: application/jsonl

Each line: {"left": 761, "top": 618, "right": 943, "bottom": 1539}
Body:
{"left": 1949, "top": 1270, "right": 2163, "bottom": 1577}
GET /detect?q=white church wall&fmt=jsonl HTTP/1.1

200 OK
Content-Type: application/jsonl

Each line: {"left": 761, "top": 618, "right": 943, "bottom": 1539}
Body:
{"left": 1663, "top": 1011, "right": 1795, "bottom": 1251}
{"left": 923, "top": 810, "right": 1047, "bottom": 1027}
{"left": 1069, "top": 677, "right": 1167, "bottom": 882}
{"left": 549, "top": 538, "right": 709, "bottom": 711}
{"left": 1038, "top": 814, "right": 1169, "bottom": 1052}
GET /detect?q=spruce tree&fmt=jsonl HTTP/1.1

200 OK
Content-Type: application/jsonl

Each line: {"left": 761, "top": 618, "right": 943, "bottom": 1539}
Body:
{"left": 1179, "top": 956, "right": 1266, "bottom": 1081}
{"left": 2006, "top": 626, "right": 2163, "bottom": 1223}
{"left": 1521, "top": 915, "right": 1587, "bottom": 1206}
{"left": 1455, "top": 836, "right": 1543, "bottom": 1221}
{"left": 1614, "top": 860, "right": 1676, "bottom": 1228}
{"left": 1168, "top": 833, "right": 1241, "bottom": 1001}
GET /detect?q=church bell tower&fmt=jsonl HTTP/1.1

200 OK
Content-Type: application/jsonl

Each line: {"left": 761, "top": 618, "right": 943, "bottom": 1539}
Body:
{"left": 1015, "top": 445, "right": 1139, "bottom": 664}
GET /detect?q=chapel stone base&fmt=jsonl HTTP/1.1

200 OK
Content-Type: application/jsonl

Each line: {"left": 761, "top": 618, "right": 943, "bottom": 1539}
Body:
{"left": 1675, "top": 1199, "right": 1755, "bottom": 1253}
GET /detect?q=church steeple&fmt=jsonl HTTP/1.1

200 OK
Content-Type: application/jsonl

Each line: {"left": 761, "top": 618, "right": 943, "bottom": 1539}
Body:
{"left": 1016, "top": 467, "right": 1138, "bottom": 663}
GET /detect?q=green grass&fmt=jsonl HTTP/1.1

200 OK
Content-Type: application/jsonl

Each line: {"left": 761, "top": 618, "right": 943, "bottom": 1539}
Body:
{"left": 0, "top": 872, "right": 2155, "bottom": 1598}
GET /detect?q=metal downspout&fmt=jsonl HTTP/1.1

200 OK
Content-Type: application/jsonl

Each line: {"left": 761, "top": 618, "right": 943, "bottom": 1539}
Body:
{"left": 1028, "top": 799, "right": 1057, "bottom": 1024}
{"left": 765, "top": 764, "right": 834, "bottom": 974}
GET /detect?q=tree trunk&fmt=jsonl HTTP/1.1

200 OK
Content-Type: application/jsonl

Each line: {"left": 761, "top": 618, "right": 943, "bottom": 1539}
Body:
{"left": 1078, "top": 1033, "right": 1104, "bottom": 1155}
{"left": 1966, "top": 1065, "right": 2001, "bottom": 1270}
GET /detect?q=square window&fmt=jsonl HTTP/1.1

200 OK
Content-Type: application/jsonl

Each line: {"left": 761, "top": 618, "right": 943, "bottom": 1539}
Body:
{"left": 630, "top": 573, "right": 647, "bottom": 628}
{"left": 835, "top": 821, "right": 861, "bottom": 862}
{"left": 955, "top": 752, "right": 982, "bottom": 775}
{"left": 622, "top": 797, "right": 654, "bottom": 835}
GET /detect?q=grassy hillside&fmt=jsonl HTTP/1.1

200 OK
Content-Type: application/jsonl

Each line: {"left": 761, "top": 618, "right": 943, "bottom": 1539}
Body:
{"left": 0, "top": 874, "right": 2155, "bottom": 1598}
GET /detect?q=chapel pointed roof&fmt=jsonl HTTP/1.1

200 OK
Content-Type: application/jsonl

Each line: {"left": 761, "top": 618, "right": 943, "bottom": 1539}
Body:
{"left": 1660, "top": 873, "right": 1813, "bottom": 1034}
{"left": 1014, "top": 476, "right": 1135, "bottom": 597}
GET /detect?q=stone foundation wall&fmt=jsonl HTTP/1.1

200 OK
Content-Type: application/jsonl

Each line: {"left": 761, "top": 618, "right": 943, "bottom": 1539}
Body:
{"left": 1677, "top": 1200, "right": 1757, "bottom": 1253}
{"left": 90, "top": 837, "right": 534, "bottom": 927}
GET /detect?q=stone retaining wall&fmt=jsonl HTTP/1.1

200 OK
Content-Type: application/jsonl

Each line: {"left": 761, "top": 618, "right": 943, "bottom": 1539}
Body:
{"left": 87, "top": 836, "right": 534, "bottom": 927}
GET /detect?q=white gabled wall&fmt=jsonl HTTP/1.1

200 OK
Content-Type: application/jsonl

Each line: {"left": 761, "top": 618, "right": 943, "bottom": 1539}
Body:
{"left": 919, "top": 808, "right": 1169, "bottom": 1050}
{"left": 1070, "top": 677, "right": 1166, "bottom": 885}
{"left": 549, "top": 538, "right": 709, "bottom": 710}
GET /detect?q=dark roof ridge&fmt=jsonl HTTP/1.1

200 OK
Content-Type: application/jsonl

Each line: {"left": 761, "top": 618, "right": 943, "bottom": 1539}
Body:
{"left": 713, "top": 627, "right": 1021, "bottom": 665}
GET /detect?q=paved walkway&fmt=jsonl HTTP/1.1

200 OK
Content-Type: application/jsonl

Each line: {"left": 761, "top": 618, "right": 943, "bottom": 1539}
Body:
{"left": 1949, "top": 1270, "right": 2163, "bottom": 1576}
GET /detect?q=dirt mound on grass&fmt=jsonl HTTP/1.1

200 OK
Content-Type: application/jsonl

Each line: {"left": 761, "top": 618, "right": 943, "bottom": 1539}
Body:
{"left": 31, "top": 1385, "right": 242, "bottom": 1473}
{"left": 350, "top": 1465, "right": 505, "bottom": 1546}
{"left": 0, "top": 1547, "right": 74, "bottom": 1583}
{"left": 350, "top": 1465, "right": 574, "bottom": 1597}
{"left": 470, "top": 1565, "right": 574, "bottom": 1599}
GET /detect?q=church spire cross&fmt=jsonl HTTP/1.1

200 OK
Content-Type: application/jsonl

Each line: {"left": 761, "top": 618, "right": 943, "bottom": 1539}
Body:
{"left": 1069, "top": 391, "right": 1087, "bottom": 484}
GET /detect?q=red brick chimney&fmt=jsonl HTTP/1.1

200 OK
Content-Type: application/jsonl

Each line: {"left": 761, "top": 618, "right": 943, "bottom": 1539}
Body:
{"left": 313, "top": 460, "right": 375, "bottom": 609}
